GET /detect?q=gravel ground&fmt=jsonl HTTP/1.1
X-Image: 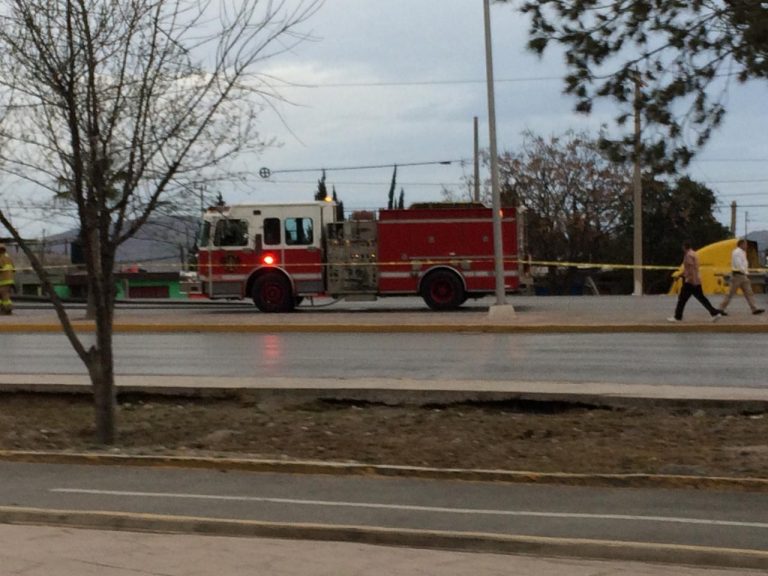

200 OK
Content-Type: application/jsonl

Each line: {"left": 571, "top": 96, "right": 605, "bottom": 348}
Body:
{"left": 2, "top": 392, "right": 767, "bottom": 479}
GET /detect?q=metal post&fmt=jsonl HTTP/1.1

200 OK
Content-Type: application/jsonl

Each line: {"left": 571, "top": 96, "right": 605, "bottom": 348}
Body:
{"left": 632, "top": 73, "right": 643, "bottom": 296}
{"left": 483, "top": 0, "right": 506, "bottom": 306}
{"left": 473, "top": 116, "right": 480, "bottom": 203}
{"left": 730, "top": 201, "right": 737, "bottom": 236}
{"left": 198, "top": 184, "right": 206, "bottom": 214}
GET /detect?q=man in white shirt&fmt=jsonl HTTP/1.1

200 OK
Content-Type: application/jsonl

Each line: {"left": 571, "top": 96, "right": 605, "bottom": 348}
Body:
{"left": 718, "top": 239, "right": 764, "bottom": 316}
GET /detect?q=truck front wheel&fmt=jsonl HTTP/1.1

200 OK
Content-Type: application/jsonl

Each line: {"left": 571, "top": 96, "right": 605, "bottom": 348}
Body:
{"left": 252, "top": 273, "right": 295, "bottom": 313}
{"left": 421, "top": 270, "right": 465, "bottom": 311}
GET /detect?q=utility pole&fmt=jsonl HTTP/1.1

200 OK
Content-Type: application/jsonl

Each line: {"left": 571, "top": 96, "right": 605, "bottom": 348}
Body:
{"left": 730, "top": 201, "right": 737, "bottom": 236}
{"left": 632, "top": 71, "right": 644, "bottom": 296}
{"left": 483, "top": 0, "right": 510, "bottom": 312}
{"left": 40, "top": 228, "right": 46, "bottom": 282}
{"left": 198, "top": 183, "right": 207, "bottom": 214}
{"left": 473, "top": 116, "right": 480, "bottom": 203}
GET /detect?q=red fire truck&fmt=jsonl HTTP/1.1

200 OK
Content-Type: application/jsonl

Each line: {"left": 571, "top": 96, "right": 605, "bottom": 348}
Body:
{"left": 197, "top": 201, "right": 519, "bottom": 312}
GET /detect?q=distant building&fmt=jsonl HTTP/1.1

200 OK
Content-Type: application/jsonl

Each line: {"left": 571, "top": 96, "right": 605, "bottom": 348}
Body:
{"left": 8, "top": 214, "right": 200, "bottom": 300}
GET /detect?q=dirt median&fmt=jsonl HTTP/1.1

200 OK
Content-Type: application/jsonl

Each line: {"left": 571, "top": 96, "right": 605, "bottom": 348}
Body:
{"left": 2, "top": 391, "right": 767, "bottom": 483}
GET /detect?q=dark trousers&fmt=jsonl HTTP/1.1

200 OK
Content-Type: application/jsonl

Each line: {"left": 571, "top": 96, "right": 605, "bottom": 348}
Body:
{"left": 674, "top": 282, "right": 719, "bottom": 320}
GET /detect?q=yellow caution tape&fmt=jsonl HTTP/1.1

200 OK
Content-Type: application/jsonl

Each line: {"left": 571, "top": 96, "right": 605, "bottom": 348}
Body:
{"left": 8, "top": 258, "right": 768, "bottom": 275}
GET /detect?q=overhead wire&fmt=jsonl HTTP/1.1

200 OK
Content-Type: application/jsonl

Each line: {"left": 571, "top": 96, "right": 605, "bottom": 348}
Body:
{"left": 264, "top": 159, "right": 467, "bottom": 175}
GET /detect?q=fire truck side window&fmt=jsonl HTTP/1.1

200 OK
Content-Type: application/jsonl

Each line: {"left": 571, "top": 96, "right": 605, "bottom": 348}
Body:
{"left": 285, "top": 217, "right": 314, "bottom": 246}
{"left": 263, "top": 218, "right": 281, "bottom": 245}
{"left": 199, "top": 221, "right": 211, "bottom": 247}
{"left": 213, "top": 219, "right": 248, "bottom": 247}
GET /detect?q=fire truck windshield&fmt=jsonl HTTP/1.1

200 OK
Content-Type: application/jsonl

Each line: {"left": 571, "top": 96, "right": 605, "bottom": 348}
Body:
{"left": 213, "top": 219, "right": 248, "bottom": 247}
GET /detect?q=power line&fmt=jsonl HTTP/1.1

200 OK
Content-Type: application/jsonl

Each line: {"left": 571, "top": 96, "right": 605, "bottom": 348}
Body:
{"left": 263, "top": 159, "right": 467, "bottom": 176}
{"left": 715, "top": 191, "right": 768, "bottom": 198}
{"left": 693, "top": 158, "right": 768, "bottom": 163}
{"left": 241, "top": 69, "right": 745, "bottom": 90}
{"left": 257, "top": 180, "right": 459, "bottom": 188}
{"left": 256, "top": 77, "right": 562, "bottom": 89}
{"left": 257, "top": 175, "right": 765, "bottom": 189}
{"left": 706, "top": 178, "right": 768, "bottom": 184}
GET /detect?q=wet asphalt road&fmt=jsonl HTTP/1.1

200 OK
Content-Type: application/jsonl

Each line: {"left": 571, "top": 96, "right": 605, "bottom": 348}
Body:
{"left": 2, "top": 331, "right": 766, "bottom": 388}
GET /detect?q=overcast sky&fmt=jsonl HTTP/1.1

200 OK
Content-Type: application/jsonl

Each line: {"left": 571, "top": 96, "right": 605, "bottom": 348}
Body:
{"left": 241, "top": 0, "right": 767, "bottom": 235}
{"left": 2, "top": 0, "right": 765, "bottom": 239}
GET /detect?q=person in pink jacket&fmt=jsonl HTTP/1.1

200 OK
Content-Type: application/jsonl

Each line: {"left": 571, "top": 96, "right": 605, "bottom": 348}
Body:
{"left": 668, "top": 241, "right": 723, "bottom": 322}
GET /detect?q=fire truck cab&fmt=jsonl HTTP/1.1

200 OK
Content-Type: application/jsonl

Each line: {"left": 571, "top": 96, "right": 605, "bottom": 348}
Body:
{"left": 197, "top": 201, "right": 519, "bottom": 312}
{"left": 198, "top": 201, "right": 337, "bottom": 312}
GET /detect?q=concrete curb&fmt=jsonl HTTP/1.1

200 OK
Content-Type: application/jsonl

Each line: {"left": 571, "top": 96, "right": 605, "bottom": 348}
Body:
{"left": 2, "top": 450, "right": 767, "bottom": 493}
{"left": 5, "top": 382, "right": 768, "bottom": 412}
{"left": 0, "top": 505, "right": 766, "bottom": 570}
{"left": 5, "top": 378, "right": 768, "bottom": 418}
{"left": 2, "top": 322, "right": 768, "bottom": 333}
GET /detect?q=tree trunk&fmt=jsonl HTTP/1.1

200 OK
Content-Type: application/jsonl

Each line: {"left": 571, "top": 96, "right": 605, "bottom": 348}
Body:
{"left": 84, "top": 227, "right": 99, "bottom": 320}
{"left": 87, "top": 347, "right": 116, "bottom": 445}
{"left": 86, "top": 289, "right": 97, "bottom": 320}
{"left": 87, "top": 262, "right": 117, "bottom": 445}
{"left": 87, "top": 315, "right": 116, "bottom": 444}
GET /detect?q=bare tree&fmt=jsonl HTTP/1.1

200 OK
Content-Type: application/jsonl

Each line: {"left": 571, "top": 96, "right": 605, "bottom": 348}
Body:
{"left": 0, "top": 0, "right": 322, "bottom": 444}
{"left": 446, "top": 130, "right": 632, "bottom": 266}
{"left": 498, "top": 130, "right": 632, "bottom": 267}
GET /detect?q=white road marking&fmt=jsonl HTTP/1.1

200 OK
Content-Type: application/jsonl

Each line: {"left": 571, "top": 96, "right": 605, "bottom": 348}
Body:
{"left": 50, "top": 488, "right": 768, "bottom": 529}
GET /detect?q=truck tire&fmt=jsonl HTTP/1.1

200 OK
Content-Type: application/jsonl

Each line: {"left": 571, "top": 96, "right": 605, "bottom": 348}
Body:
{"left": 252, "top": 273, "right": 295, "bottom": 313}
{"left": 421, "top": 270, "right": 465, "bottom": 311}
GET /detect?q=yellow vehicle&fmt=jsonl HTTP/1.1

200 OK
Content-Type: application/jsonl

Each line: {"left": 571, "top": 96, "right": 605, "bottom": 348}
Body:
{"left": 669, "top": 238, "right": 762, "bottom": 295}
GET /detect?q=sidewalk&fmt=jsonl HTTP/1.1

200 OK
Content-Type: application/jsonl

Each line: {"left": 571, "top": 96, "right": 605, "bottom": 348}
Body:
{"left": 3, "top": 295, "right": 768, "bottom": 573}
{"left": 1, "top": 524, "right": 763, "bottom": 576}
{"left": 3, "top": 295, "right": 768, "bottom": 332}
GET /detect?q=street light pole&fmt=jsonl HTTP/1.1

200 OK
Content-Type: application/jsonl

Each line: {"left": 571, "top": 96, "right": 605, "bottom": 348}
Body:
{"left": 632, "top": 72, "right": 643, "bottom": 296}
{"left": 473, "top": 116, "right": 480, "bottom": 203}
{"left": 483, "top": 0, "right": 507, "bottom": 307}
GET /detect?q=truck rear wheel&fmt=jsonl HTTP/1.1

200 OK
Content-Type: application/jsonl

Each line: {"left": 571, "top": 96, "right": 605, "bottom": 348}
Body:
{"left": 253, "top": 273, "right": 295, "bottom": 313}
{"left": 421, "top": 270, "right": 465, "bottom": 310}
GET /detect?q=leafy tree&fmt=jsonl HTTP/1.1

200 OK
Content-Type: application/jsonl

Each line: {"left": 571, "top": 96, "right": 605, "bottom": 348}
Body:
{"left": 0, "top": 0, "right": 321, "bottom": 444}
{"left": 497, "top": 130, "right": 632, "bottom": 270}
{"left": 387, "top": 165, "right": 397, "bottom": 209}
{"left": 397, "top": 188, "right": 405, "bottom": 210}
{"left": 619, "top": 176, "right": 730, "bottom": 293}
{"left": 445, "top": 128, "right": 728, "bottom": 293}
{"left": 510, "top": 0, "right": 768, "bottom": 170}
{"left": 442, "top": 130, "right": 632, "bottom": 292}
{"left": 332, "top": 185, "right": 344, "bottom": 220}
{"left": 315, "top": 170, "right": 328, "bottom": 201}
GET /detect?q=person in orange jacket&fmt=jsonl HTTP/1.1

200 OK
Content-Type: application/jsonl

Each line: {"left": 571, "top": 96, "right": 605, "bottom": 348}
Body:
{"left": 668, "top": 241, "right": 723, "bottom": 322}
{"left": 0, "top": 243, "right": 15, "bottom": 315}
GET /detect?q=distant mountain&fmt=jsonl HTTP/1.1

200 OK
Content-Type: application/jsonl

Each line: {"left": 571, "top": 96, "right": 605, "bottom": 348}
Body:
{"left": 44, "top": 215, "right": 199, "bottom": 270}
{"left": 747, "top": 229, "right": 768, "bottom": 256}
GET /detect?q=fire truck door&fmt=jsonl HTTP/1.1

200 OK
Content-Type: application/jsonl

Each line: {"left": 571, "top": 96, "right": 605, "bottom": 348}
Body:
{"left": 281, "top": 216, "right": 324, "bottom": 294}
